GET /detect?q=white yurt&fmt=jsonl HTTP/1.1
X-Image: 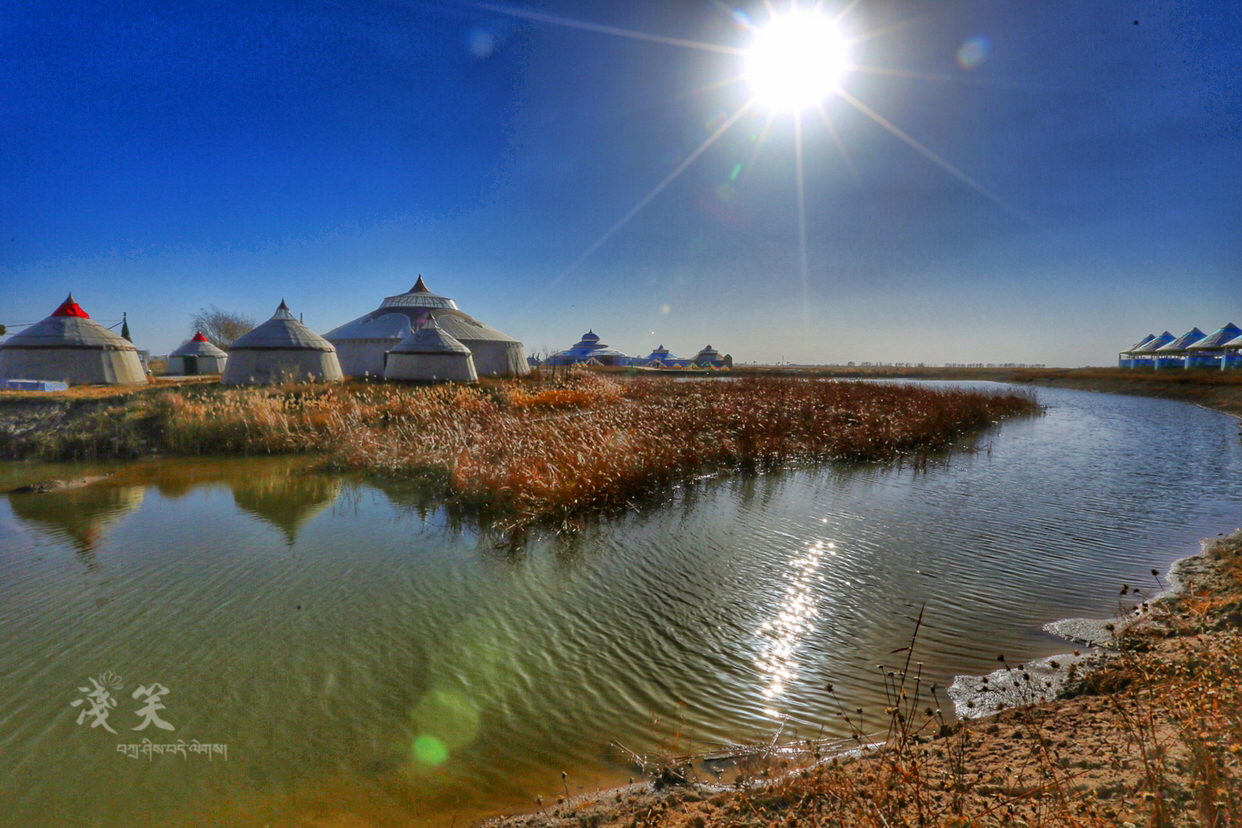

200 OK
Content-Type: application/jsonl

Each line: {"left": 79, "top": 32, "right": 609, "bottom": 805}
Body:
{"left": 221, "top": 301, "right": 343, "bottom": 386}
{"left": 324, "top": 276, "right": 528, "bottom": 377}
{"left": 0, "top": 294, "right": 146, "bottom": 385}
{"left": 166, "top": 332, "right": 228, "bottom": 375}
{"left": 383, "top": 320, "right": 478, "bottom": 383}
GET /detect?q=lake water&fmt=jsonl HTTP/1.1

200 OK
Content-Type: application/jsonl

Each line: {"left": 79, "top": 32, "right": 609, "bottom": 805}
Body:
{"left": 1, "top": 384, "right": 1239, "bottom": 827}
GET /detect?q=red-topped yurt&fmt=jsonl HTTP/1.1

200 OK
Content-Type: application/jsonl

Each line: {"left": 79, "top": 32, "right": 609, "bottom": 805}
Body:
{"left": 167, "top": 332, "right": 228, "bottom": 375}
{"left": 0, "top": 294, "right": 146, "bottom": 385}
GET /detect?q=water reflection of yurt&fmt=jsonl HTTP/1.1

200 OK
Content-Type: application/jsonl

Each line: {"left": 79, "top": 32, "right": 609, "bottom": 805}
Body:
{"left": 7, "top": 483, "right": 146, "bottom": 566}
{"left": 230, "top": 469, "right": 343, "bottom": 544}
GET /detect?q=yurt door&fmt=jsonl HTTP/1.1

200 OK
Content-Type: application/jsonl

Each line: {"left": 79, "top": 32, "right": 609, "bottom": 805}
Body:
{"left": 184, "top": 355, "right": 199, "bottom": 375}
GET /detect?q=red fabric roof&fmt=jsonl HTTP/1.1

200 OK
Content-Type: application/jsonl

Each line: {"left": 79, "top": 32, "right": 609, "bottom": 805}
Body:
{"left": 191, "top": 331, "right": 209, "bottom": 342}
{"left": 51, "top": 294, "right": 90, "bottom": 319}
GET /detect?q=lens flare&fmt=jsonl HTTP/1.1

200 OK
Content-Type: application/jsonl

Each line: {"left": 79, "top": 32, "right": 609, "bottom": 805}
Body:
{"left": 956, "top": 36, "right": 991, "bottom": 70}
{"left": 746, "top": 10, "right": 849, "bottom": 113}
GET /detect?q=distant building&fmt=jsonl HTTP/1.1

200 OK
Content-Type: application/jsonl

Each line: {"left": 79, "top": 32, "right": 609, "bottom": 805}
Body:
{"left": 1185, "top": 323, "right": 1241, "bottom": 370}
{"left": 691, "top": 344, "right": 731, "bottom": 369}
{"left": 167, "top": 332, "right": 228, "bottom": 375}
{"left": 546, "top": 330, "right": 636, "bottom": 366}
{"left": 639, "top": 344, "right": 687, "bottom": 368}
{"left": 1223, "top": 332, "right": 1242, "bottom": 371}
{"left": 1153, "top": 327, "right": 1206, "bottom": 370}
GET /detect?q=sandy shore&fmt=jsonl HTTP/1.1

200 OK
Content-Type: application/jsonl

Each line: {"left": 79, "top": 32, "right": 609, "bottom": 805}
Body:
{"left": 485, "top": 530, "right": 1242, "bottom": 828}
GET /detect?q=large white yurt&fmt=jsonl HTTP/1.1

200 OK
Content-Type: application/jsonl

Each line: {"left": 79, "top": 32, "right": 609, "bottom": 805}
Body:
{"left": 324, "top": 276, "right": 528, "bottom": 377}
{"left": 221, "top": 301, "right": 343, "bottom": 386}
{"left": 383, "top": 320, "right": 478, "bottom": 383}
{"left": 0, "top": 294, "right": 146, "bottom": 385}
{"left": 166, "top": 332, "right": 228, "bottom": 375}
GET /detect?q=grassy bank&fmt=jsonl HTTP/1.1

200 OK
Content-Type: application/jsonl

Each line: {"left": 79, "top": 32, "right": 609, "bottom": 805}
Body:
{"left": 726, "top": 365, "right": 1242, "bottom": 419}
{"left": 0, "top": 373, "right": 1037, "bottom": 528}
{"left": 490, "top": 531, "right": 1242, "bottom": 828}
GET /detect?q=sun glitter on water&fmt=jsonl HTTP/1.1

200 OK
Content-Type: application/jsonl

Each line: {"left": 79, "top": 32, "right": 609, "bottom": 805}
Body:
{"left": 745, "top": 9, "right": 849, "bottom": 113}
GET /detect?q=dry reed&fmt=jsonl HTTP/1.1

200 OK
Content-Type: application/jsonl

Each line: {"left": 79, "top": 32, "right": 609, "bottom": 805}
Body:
{"left": 1, "top": 373, "right": 1039, "bottom": 528}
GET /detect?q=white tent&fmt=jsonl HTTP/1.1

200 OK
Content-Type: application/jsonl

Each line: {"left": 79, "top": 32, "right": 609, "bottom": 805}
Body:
{"left": 324, "top": 276, "right": 528, "bottom": 377}
{"left": 0, "top": 294, "right": 146, "bottom": 385}
{"left": 383, "top": 321, "right": 478, "bottom": 383}
{"left": 167, "top": 332, "right": 228, "bottom": 375}
{"left": 221, "top": 301, "right": 343, "bottom": 385}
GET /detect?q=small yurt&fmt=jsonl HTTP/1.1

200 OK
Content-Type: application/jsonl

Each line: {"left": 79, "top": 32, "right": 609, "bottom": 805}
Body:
{"left": 383, "top": 321, "right": 477, "bottom": 383}
{"left": 221, "top": 301, "right": 343, "bottom": 386}
{"left": 324, "top": 276, "right": 528, "bottom": 377}
{"left": 167, "top": 332, "right": 228, "bottom": 375}
{"left": 0, "top": 294, "right": 146, "bottom": 385}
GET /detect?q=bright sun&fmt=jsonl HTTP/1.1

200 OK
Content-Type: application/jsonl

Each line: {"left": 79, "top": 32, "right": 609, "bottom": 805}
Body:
{"left": 745, "top": 10, "right": 849, "bottom": 113}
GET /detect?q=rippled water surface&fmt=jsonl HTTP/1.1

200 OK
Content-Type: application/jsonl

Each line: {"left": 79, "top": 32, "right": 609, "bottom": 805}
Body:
{"left": 1, "top": 385, "right": 1240, "bottom": 826}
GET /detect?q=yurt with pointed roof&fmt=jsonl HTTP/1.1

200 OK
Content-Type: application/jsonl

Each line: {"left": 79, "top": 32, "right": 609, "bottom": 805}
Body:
{"left": 167, "top": 332, "right": 228, "bottom": 375}
{"left": 1154, "top": 327, "right": 1206, "bottom": 370}
{"left": 323, "top": 276, "right": 528, "bottom": 377}
{"left": 1118, "top": 334, "right": 1155, "bottom": 368}
{"left": 383, "top": 321, "right": 478, "bottom": 383}
{"left": 221, "top": 301, "right": 343, "bottom": 385}
{"left": 0, "top": 294, "right": 146, "bottom": 385}
{"left": 1126, "top": 331, "right": 1174, "bottom": 368}
{"left": 692, "top": 344, "right": 729, "bottom": 368}
{"left": 639, "top": 344, "right": 688, "bottom": 368}
{"left": 1184, "top": 323, "right": 1241, "bottom": 369}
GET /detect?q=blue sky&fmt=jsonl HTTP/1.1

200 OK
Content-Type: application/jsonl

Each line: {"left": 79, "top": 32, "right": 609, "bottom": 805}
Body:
{"left": 1, "top": 0, "right": 1238, "bottom": 366}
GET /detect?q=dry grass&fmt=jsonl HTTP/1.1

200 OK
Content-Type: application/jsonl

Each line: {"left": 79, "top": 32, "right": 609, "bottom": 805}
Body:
{"left": 0, "top": 372, "right": 1037, "bottom": 529}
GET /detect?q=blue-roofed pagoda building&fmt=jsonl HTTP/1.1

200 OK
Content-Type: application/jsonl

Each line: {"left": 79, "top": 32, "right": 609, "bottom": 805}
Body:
{"left": 1224, "top": 332, "right": 1242, "bottom": 371}
{"left": 1121, "top": 331, "right": 1174, "bottom": 369}
{"left": 1184, "top": 323, "right": 1241, "bottom": 370}
{"left": 1153, "top": 327, "right": 1206, "bottom": 370}
{"left": 546, "top": 331, "right": 636, "bottom": 367}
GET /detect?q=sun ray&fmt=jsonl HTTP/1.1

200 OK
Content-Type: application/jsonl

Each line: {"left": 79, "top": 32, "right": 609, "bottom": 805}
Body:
{"left": 852, "top": 64, "right": 1036, "bottom": 89}
{"left": 832, "top": 0, "right": 865, "bottom": 26}
{"left": 844, "top": 9, "right": 946, "bottom": 48}
{"left": 537, "top": 100, "right": 757, "bottom": 295}
{"left": 714, "top": 0, "right": 760, "bottom": 33}
{"left": 687, "top": 73, "right": 750, "bottom": 99}
{"left": 835, "top": 88, "right": 1032, "bottom": 223}
{"left": 816, "top": 105, "right": 866, "bottom": 200}
{"left": 794, "top": 112, "right": 811, "bottom": 333}
{"left": 477, "top": 2, "right": 744, "bottom": 56}
{"left": 740, "top": 111, "right": 777, "bottom": 184}
{"left": 817, "top": 104, "right": 897, "bottom": 235}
